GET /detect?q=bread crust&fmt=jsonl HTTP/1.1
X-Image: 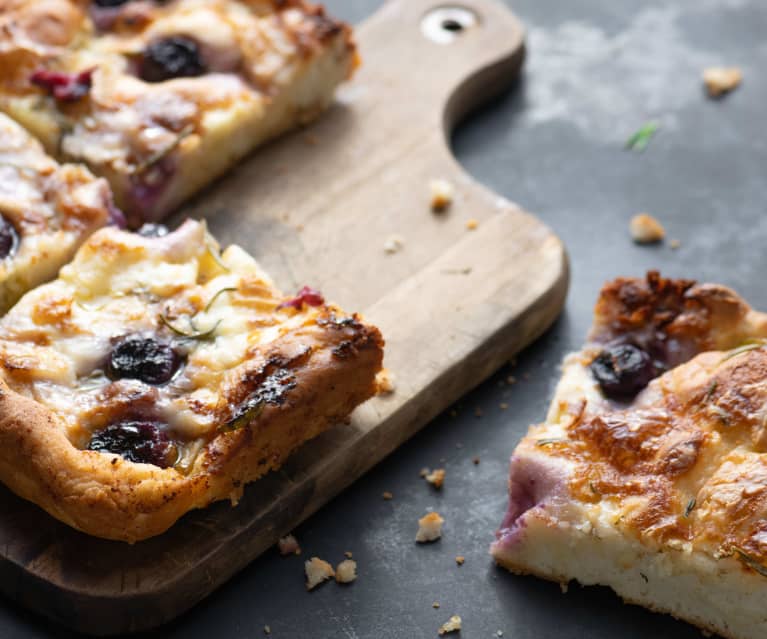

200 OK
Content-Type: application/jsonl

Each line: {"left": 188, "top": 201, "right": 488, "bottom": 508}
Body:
{"left": 0, "top": 221, "right": 383, "bottom": 542}
{"left": 493, "top": 272, "right": 767, "bottom": 639}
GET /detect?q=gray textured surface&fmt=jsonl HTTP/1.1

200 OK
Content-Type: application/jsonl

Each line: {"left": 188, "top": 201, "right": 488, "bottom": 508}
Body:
{"left": 2, "top": 0, "right": 766, "bottom": 637}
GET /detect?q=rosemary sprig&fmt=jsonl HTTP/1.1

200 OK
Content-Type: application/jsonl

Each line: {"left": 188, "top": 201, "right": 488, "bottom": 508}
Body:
{"left": 203, "top": 287, "right": 237, "bottom": 313}
{"left": 536, "top": 438, "right": 563, "bottom": 447}
{"left": 134, "top": 124, "right": 194, "bottom": 174}
{"left": 684, "top": 497, "right": 696, "bottom": 518}
{"left": 219, "top": 399, "right": 265, "bottom": 433}
{"left": 159, "top": 314, "right": 221, "bottom": 340}
{"left": 720, "top": 340, "right": 766, "bottom": 364}
{"left": 625, "top": 121, "right": 659, "bottom": 151}
{"left": 205, "top": 233, "right": 230, "bottom": 272}
{"left": 732, "top": 546, "right": 767, "bottom": 578}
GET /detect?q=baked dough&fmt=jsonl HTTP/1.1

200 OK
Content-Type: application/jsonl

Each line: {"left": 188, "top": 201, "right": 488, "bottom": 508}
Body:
{"left": 0, "top": 219, "right": 383, "bottom": 541}
{"left": 0, "top": 111, "right": 113, "bottom": 314}
{"left": 0, "top": 0, "right": 357, "bottom": 226}
{"left": 493, "top": 272, "right": 767, "bottom": 639}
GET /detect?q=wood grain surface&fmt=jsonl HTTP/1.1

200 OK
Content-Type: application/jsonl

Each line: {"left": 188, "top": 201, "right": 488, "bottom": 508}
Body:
{"left": 0, "top": 0, "right": 568, "bottom": 634}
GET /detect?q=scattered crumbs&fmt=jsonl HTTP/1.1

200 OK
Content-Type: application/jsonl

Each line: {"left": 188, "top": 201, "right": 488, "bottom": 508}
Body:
{"left": 465, "top": 218, "right": 479, "bottom": 230}
{"left": 345, "top": 551, "right": 353, "bottom": 559}
{"left": 264, "top": 625, "right": 271, "bottom": 635}
{"left": 430, "top": 178, "right": 455, "bottom": 212}
{"left": 472, "top": 456, "right": 480, "bottom": 465}
{"left": 474, "top": 407, "right": 483, "bottom": 418}
{"left": 560, "top": 582, "right": 569, "bottom": 594}
{"left": 433, "top": 601, "right": 441, "bottom": 609}
{"left": 506, "top": 376, "right": 516, "bottom": 385}
{"left": 419, "top": 467, "right": 430, "bottom": 478}
{"left": 383, "top": 234, "right": 404, "bottom": 254}
{"left": 281, "top": 211, "right": 290, "bottom": 222}
{"left": 335, "top": 559, "right": 357, "bottom": 584}
{"left": 304, "top": 133, "right": 319, "bottom": 145}
{"left": 509, "top": 358, "right": 517, "bottom": 367}
{"left": 416, "top": 512, "right": 444, "bottom": 543}
{"left": 455, "top": 442, "right": 463, "bottom": 449}
{"left": 438, "top": 615, "right": 462, "bottom": 635}
{"left": 425, "top": 468, "right": 445, "bottom": 489}
{"left": 383, "top": 491, "right": 394, "bottom": 500}
{"left": 455, "top": 556, "right": 465, "bottom": 566}
{"left": 630, "top": 213, "right": 665, "bottom": 244}
{"left": 295, "top": 223, "right": 304, "bottom": 232}
{"left": 449, "top": 409, "right": 458, "bottom": 418}
{"left": 275, "top": 164, "right": 287, "bottom": 175}
{"left": 497, "top": 380, "right": 504, "bottom": 388}
{"left": 377, "top": 369, "right": 395, "bottom": 394}
{"left": 441, "top": 267, "right": 472, "bottom": 275}
{"left": 670, "top": 238, "right": 681, "bottom": 249}
{"left": 277, "top": 534, "right": 301, "bottom": 556}
{"left": 703, "top": 66, "right": 742, "bottom": 97}
{"left": 499, "top": 402, "right": 509, "bottom": 410}
{"left": 497, "top": 631, "right": 504, "bottom": 637}
{"left": 305, "top": 557, "right": 335, "bottom": 590}
{"left": 523, "top": 373, "right": 530, "bottom": 381}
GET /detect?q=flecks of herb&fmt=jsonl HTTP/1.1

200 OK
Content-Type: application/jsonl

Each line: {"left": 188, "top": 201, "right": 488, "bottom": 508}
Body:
{"left": 732, "top": 546, "right": 767, "bottom": 579}
{"left": 708, "top": 404, "right": 732, "bottom": 426}
{"left": 219, "top": 399, "right": 265, "bottom": 433}
{"left": 720, "top": 340, "right": 766, "bottom": 364}
{"left": 625, "top": 121, "right": 659, "bottom": 152}
{"left": 159, "top": 314, "right": 220, "bottom": 340}
{"left": 704, "top": 380, "right": 718, "bottom": 402}
{"left": 536, "top": 438, "right": 563, "bottom": 447}
{"left": 589, "top": 482, "right": 600, "bottom": 496}
{"left": 639, "top": 572, "right": 649, "bottom": 583}
{"left": 684, "top": 497, "right": 696, "bottom": 518}
{"left": 205, "top": 233, "right": 230, "bottom": 272}
{"left": 134, "top": 124, "right": 194, "bottom": 174}
{"left": 203, "top": 287, "right": 237, "bottom": 313}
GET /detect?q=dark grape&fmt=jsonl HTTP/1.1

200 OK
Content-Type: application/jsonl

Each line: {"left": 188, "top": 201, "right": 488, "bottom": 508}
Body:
{"left": 590, "top": 343, "right": 662, "bottom": 399}
{"left": 107, "top": 333, "right": 181, "bottom": 385}
{"left": 140, "top": 37, "right": 205, "bottom": 83}
{"left": 0, "top": 215, "right": 19, "bottom": 260}
{"left": 87, "top": 421, "right": 176, "bottom": 467}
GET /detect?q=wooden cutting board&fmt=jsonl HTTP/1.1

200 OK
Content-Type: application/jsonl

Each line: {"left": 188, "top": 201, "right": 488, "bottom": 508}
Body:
{"left": 0, "top": 0, "right": 568, "bottom": 634}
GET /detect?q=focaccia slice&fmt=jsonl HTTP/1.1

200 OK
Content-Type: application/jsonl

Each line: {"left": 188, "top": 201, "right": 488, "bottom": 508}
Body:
{"left": 0, "top": 219, "right": 383, "bottom": 542}
{"left": 0, "top": 0, "right": 356, "bottom": 227}
{"left": 492, "top": 272, "right": 767, "bottom": 639}
{"left": 0, "top": 111, "right": 114, "bottom": 314}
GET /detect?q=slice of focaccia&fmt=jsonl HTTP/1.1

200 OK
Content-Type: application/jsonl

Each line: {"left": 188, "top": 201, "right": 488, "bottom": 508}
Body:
{"left": 0, "top": 0, "right": 356, "bottom": 227}
{"left": 0, "top": 219, "right": 383, "bottom": 542}
{"left": 0, "top": 111, "right": 114, "bottom": 314}
{"left": 492, "top": 272, "right": 767, "bottom": 639}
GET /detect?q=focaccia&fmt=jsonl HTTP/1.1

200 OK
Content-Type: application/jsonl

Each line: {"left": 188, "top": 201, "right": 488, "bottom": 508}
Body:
{"left": 0, "top": 0, "right": 356, "bottom": 226}
{"left": 0, "top": 111, "right": 114, "bottom": 314}
{"left": 493, "top": 272, "right": 767, "bottom": 639}
{"left": 0, "top": 219, "right": 383, "bottom": 542}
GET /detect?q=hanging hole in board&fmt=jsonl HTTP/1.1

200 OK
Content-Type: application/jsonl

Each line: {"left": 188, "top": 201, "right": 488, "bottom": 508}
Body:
{"left": 421, "top": 6, "right": 479, "bottom": 44}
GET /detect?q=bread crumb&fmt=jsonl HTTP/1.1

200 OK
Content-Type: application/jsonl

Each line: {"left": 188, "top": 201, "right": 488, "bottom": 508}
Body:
{"left": 419, "top": 467, "right": 430, "bottom": 478}
{"left": 474, "top": 407, "right": 483, "bottom": 417}
{"left": 383, "top": 235, "right": 404, "bottom": 254}
{"left": 433, "top": 601, "right": 441, "bottom": 609}
{"left": 376, "top": 369, "right": 395, "bottom": 394}
{"left": 425, "top": 468, "right": 445, "bottom": 489}
{"left": 455, "top": 556, "right": 465, "bottom": 565}
{"left": 345, "top": 551, "right": 353, "bottom": 559}
{"left": 499, "top": 402, "right": 509, "bottom": 410}
{"left": 506, "top": 375, "right": 516, "bottom": 385}
{"left": 438, "top": 615, "right": 462, "bottom": 635}
{"left": 382, "top": 491, "right": 394, "bottom": 500}
{"left": 416, "top": 512, "right": 444, "bottom": 543}
{"left": 560, "top": 582, "right": 569, "bottom": 594}
{"left": 305, "top": 557, "right": 335, "bottom": 590}
{"left": 449, "top": 409, "right": 458, "bottom": 418}
{"left": 277, "top": 534, "right": 301, "bottom": 556}
{"left": 430, "top": 178, "right": 455, "bottom": 212}
{"left": 630, "top": 213, "right": 665, "bottom": 244}
{"left": 496, "top": 631, "right": 504, "bottom": 637}
{"left": 264, "top": 625, "right": 271, "bottom": 635}
{"left": 295, "top": 223, "right": 304, "bottom": 231}
{"left": 304, "top": 133, "right": 319, "bottom": 145}
{"left": 703, "top": 66, "right": 742, "bottom": 97}
{"left": 670, "top": 238, "right": 681, "bottom": 249}
{"left": 465, "top": 218, "right": 479, "bottom": 230}
{"left": 472, "top": 456, "right": 480, "bottom": 465}
{"left": 335, "top": 559, "right": 357, "bottom": 584}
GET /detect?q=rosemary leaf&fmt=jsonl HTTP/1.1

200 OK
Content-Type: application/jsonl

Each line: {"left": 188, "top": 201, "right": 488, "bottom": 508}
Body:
{"left": 536, "top": 438, "right": 563, "bottom": 447}
{"left": 625, "top": 121, "right": 659, "bottom": 152}
{"left": 134, "top": 124, "right": 194, "bottom": 174}
{"left": 732, "top": 546, "right": 767, "bottom": 578}
{"left": 203, "top": 287, "right": 237, "bottom": 313}
{"left": 159, "top": 314, "right": 221, "bottom": 340}
{"left": 684, "top": 497, "right": 696, "bottom": 518}
{"left": 220, "top": 399, "right": 265, "bottom": 433}
{"left": 205, "top": 233, "right": 230, "bottom": 272}
{"left": 720, "top": 340, "right": 766, "bottom": 364}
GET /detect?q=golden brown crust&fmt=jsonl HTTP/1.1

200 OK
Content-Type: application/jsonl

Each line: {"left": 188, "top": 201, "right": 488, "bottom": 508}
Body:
{"left": 0, "top": 222, "right": 384, "bottom": 542}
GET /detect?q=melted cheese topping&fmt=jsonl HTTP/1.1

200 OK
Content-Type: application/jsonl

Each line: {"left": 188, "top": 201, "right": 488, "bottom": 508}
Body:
{"left": 0, "top": 220, "right": 321, "bottom": 451}
{"left": 522, "top": 275, "right": 767, "bottom": 573}
{"left": 0, "top": 0, "right": 351, "bottom": 178}
{"left": 0, "top": 112, "right": 110, "bottom": 313}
